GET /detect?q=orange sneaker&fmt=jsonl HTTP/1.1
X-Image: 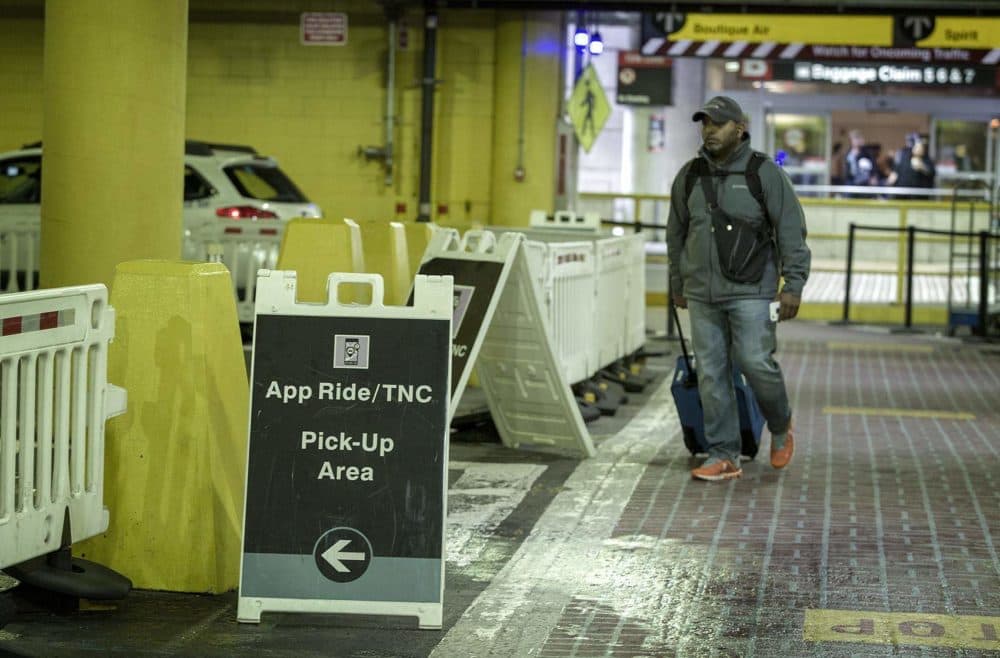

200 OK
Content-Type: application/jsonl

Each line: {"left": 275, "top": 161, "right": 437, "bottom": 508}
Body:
{"left": 770, "top": 425, "right": 795, "bottom": 469}
{"left": 691, "top": 459, "right": 742, "bottom": 481}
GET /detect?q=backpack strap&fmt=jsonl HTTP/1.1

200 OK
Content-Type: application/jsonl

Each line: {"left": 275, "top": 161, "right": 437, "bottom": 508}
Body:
{"left": 683, "top": 152, "right": 770, "bottom": 221}
{"left": 683, "top": 157, "right": 710, "bottom": 208}
{"left": 698, "top": 169, "right": 718, "bottom": 209}
{"left": 744, "top": 151, "right": 767, "bottom": 214}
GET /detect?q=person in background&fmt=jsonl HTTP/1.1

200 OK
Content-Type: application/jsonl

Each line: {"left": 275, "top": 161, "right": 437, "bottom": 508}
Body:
{"left": 843, "top": 129, "right": 877, "bottom": 189}
{"left": 666, "top": 96, "right": 811, "bottom": 482}
{"left": 889, "top": 135, "right": 935, "bottom": 199}
{"left": 953, "top": 143, "right": 974, "bottom": 172}
{"left": 875, "top": 149, "right": 895, "bottom": 187}
{"left": 779, "top": 128, "right": 820, "bottom": 186}
{"left": 829, "top": 141, "right": 845, "bottom": 186}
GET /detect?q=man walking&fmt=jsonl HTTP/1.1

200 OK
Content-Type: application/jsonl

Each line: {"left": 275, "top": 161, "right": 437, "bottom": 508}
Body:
{"left": 666, "top": 96, "right": 810, "bottom": 481}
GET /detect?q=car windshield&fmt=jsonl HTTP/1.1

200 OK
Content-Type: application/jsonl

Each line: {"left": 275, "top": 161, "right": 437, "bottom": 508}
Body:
{"left": 223, "top": 163, "right": 309, "bottom": 203}
{"left": 0, "top": 156, "right": 42, "bottom": 203}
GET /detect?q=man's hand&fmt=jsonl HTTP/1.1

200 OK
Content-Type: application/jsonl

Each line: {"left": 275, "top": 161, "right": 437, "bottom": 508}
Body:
{"left": 672, "top": 293, "right": 688, "bottom": 309}
{"left": 778, "top": 291, "right": 801, "bottom": 321}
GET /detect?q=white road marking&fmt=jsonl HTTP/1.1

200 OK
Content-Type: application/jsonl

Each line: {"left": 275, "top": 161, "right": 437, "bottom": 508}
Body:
{"left": 446, "top": 462, "right": 547, "bottom": 569}
{"left": 432, "top": 380, "right": 679, "bottom": 657}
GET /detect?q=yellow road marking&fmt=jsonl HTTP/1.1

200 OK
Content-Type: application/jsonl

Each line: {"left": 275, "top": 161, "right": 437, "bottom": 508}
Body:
{"left": 804, "top": 609, "right": 1000, "bottom": 650}
{"left": 822, "top": 406, "right": 975, "bottom": 421}
{"left": 826, "top": 341, "right": 934, "bottom": 353}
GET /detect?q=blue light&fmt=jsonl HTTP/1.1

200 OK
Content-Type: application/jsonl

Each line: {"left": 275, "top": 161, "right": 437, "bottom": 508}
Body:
{"left": 573, "top": 26, "right": 589, "bottom": 48}
{"left": 588, "top": 31, "right": 603, "bottom": 55}
{"left": 532, "top": 35, "right": 562, "bottom": 56}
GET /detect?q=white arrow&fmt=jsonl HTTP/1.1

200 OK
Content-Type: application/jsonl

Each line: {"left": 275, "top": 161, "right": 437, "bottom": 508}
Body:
{"left": 322, "top": 539, "right": 366, "bottom": 573}
{"left": 654, "top": 12, "right": 684, "bottom": 35}
{"left": 903, "top": 16, "right": 933, "bottom": 40}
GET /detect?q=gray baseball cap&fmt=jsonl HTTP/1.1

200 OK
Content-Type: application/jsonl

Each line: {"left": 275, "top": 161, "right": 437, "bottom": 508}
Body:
{"left": 693, "top": 96, "right": 749, "bottom": 139}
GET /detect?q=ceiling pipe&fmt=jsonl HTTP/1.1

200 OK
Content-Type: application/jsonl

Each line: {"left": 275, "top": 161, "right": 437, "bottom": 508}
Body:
{"left": 417, "top": 4, "right": 438, "bottom": 222}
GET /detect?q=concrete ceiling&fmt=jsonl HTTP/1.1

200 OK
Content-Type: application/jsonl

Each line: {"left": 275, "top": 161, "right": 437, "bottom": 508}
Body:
{"left": 428, "top": 0, "right": 1000, "bottom": 15}
{"left": 2, "top": 0, "right": 997, "bottom": 18}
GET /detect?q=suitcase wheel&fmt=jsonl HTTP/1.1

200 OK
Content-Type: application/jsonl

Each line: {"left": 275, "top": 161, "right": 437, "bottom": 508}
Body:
{"left": 682, "top": 427, "right": 701, "bottom": 455}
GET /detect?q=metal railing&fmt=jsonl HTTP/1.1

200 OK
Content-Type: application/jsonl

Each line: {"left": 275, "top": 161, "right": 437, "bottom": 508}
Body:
{"left": 842, "top": 223, "right": 999, "bottom": 335}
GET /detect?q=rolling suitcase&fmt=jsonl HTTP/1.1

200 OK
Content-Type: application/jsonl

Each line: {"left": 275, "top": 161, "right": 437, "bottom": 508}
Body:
{"left": 669, "top": 306, "right": 764, "bottom": 459}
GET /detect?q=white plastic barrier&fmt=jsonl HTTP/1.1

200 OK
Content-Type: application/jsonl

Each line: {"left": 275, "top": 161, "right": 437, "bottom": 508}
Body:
{"left": 0, "top": 222, "right": 279, "bottom": 324}
{"left": 0, "top": 224, "right": 39, "bottom": 293}
{"left": 595, "top": 237, "right": 631, "bottom": 369}
{"left": 493, "top": 220, "right": 647, "bottom": 384}
{"left": 624, "top": 235, "right": 647, "bottom": 355}
{"left": 521, "top": 238, "right": 597, "bottom": 385}
{"left": 0, "top": 285, "right": 126, "bottom": 569}
{"left": 198, "top": 228, "right": 283, "bottom": 324}
{"left": 529, "top": 209, "right": 602, "bottom": 233}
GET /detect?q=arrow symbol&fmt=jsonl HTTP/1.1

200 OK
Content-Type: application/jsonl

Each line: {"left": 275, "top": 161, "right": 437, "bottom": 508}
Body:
{"left": 654, "top": 12, "right": 684, "bottom": 35}
{"left": 903, "top": 16, "right": 933, "bottom": 40}
{"left": 321, "top": 539, "right": 366, "bottom": 573}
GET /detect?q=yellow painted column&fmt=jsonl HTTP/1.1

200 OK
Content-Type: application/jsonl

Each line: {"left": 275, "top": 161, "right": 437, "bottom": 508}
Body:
{"left": 490, "top": 12, "right": 561, "bottom": 227}
{"left": 41, "top": 0, "right": 188, "bottom": 290}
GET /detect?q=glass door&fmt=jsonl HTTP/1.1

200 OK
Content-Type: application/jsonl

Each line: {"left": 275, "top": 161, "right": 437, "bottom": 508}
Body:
{"left": 931, "top": 117, "right": 994, "bottom": 188}
{"left": 765, "top": 112, "right": 831, "bottom": 192}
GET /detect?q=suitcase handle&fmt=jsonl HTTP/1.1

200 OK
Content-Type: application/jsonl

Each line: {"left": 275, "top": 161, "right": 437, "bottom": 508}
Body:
{"left": 670, "top": 304, "right": 697, "bottom": 386}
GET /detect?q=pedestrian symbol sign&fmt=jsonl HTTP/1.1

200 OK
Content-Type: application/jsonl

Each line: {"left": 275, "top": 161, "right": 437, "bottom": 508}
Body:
{"left": 569, "top": 64, "right": 611, "bottom": 153}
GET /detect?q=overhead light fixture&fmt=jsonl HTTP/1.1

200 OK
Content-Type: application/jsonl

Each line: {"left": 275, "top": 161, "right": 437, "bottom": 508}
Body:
{"left": 588, "top": 31, "right": 603, "bottom": 55}
{"left": 574, "top": 25, "right": 589, "bottom": 48}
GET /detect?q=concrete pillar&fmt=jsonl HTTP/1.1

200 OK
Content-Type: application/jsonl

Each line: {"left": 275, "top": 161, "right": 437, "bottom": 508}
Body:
{"left": 41, "top": 0, "right": 188, "bottom": 290}
{"left": 490, "top": 12, "right": 561, "bottom": 227}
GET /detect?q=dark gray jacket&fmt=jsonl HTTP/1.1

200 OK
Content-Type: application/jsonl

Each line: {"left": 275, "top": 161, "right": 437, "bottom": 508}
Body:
{"left": 666, "top": 140, "right": 811, "bottom": 302}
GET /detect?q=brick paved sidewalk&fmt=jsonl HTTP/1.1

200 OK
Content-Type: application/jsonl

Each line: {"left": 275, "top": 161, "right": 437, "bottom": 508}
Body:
{"left": 435, "top": 328, "right": 1000, "bottom": 657}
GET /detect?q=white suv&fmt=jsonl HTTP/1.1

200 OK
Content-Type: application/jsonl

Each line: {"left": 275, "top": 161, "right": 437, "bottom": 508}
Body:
{"left": 0, "top": 140, "right": 322, "bottom": 298}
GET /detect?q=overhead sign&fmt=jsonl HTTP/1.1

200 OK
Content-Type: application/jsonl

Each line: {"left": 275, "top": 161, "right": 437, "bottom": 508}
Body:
{"left": 568, "top": 64, "right": 611, "bottom": 154}
{"left": 649, "top": 41, "right": 1000, "bottom": 65}
{"left": 740, "top": 59, "right": 773, "bottom": 80}
{"left": 642, "top": 12, "right": 1000, "bottom": 58}
{"left": 913, "top": 17, "right": 1000, "bottom": 50}
{"left": 662, "top": 13, "right": 893, "bottom": 47}
{"left": 616, "top": 52, "right": 673, "bottom": 106}
{"left": 778, "top": 61, "right": 997, "bottom": 88}
{"left": 642, "top": 11, "right": 686, "bottom": 41}
{"left": 301, "top": 12, "right": 348, "bottom": 46}
{"left": 238, "top": 271, "right": 452, "bottom": 629}
{"left": 787, "top": 46, "right": 1000, "bottom": 65}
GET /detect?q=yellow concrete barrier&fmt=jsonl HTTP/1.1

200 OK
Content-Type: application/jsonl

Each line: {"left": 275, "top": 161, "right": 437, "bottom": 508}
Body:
{"left": 276, "top": 219, "right": 363, "bottom": 303}
{"left": 402, "top": 222, "right": 437, "bottom": 284}
{"left": 347, "top": 219, "right": 411, "bottom": 306}
{"left": 76, "top": 260, "right": 248, "bottom": 593}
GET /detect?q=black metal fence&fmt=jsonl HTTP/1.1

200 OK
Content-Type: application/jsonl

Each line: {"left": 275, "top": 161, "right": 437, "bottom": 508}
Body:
{"left": 842, "top": 223, "right": 998, "bottom": 336}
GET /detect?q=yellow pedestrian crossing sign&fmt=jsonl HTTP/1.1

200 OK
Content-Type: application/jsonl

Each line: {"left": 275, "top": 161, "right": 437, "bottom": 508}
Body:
{"left": 568, "top": 64, "right": 610, "bottom": 153}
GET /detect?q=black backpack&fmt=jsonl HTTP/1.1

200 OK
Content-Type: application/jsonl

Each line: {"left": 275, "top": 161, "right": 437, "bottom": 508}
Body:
{"left": 682, "top": 151, "right": 775, "bottom": 283}
{"left": 683, "top": 151, "right": 769, "bottom": 217}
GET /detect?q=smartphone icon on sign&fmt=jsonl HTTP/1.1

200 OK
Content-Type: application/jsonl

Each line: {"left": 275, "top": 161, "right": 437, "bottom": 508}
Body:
{"left": 344, "top": 338, "right": 360, "bottom": 366}
{"left": 334, "top": 334, "right": 369, "bottom": 369}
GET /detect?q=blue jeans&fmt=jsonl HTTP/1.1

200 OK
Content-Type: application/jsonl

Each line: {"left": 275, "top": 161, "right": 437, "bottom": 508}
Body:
{"left": 687, "top": 298, "right": 792, "bottom": 463}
